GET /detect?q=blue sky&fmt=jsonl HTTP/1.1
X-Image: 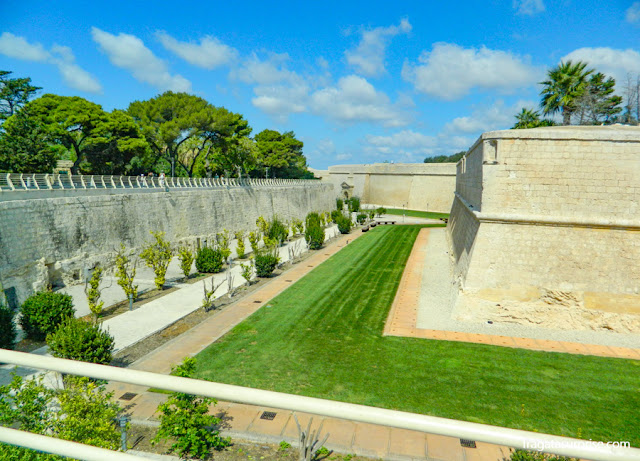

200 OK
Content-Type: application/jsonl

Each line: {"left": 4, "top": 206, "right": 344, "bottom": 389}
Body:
{"left": 1, "top": 0, "right": 639, "bottom": 169}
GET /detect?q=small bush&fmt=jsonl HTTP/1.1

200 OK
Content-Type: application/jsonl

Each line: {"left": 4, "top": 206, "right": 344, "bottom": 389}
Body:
{"left": 20, "top": 291, "right": 75, "bottom": 341}
{"left": 376, "top": 207, "right": 387, "bottom": 217}
{"left": 367, "top": 209, "right": 376, "bottom": 220}
{"left": 306, "top": 212, "right": 321, "bottom": 228}
{"left": 216, "top": 229, "right": 232, "bottom": 260}
{"left": 267, "top": 216, "right": 289, "bottom": 245}
{"left": 86, "top": 266, "right": 104, "bottom": 323}
{"left": 115, "top": 244, "right": 138, "bottom": 300}
{"left": 305, "top": 224, "right": 325, "bottom": 250}
{"left": 178, "top": 246, "right": 194, "bottom": 279}
{"left": 195, "top": 247, "right": 224, "bottom": 273}
{"left": 234, "top": 230, "right": 246, "bottom": 259}
{"left": 0, "top": 304, "right": 17, "bottom": 350}
{"left": 509, "top": 450, "right": 575, "bottom": 461}
{"left": 336, "top": 215, "right": 352, "bottom": 234}
{"left": 356, "top": 213, "right": 367, "bottom": 224}
{"left": 336, "top": 198, "right": 343, "bottom": 210}
{"left": 140, "top": 231, "right": 173, "bottom": 290}
{"left": 248, "top": 230, "right": 261, "bottom": 254}
{"left": 347, "top": 196, "right": 360, "bottom": 213}
{"left": 46, "top": 317, "right": 114, "bottom": 365}
{"left": 254, "top": 251, "right": 280, "bottom": 277}
{"left": 330, "top": 210, "right": 342, "bottom": 223}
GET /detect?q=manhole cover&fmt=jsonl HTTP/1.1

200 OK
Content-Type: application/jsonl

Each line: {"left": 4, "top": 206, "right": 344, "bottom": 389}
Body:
{"left": 460, "top": 439, "right": 476, "bottom": 448}
{"left": 253, "top": 300, "right": 262, "bottom": 303}
{"left": 260, "top": 411, "right": 277, "bottom": 420}
{"left": 119, "top": 392, "right": 137, "bottom": 401}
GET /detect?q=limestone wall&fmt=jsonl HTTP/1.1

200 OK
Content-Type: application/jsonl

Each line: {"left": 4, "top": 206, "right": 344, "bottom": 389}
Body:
{"left": 447, "top": 126, "right": 640, "bottom": 323}
{"left": 0, "top": 183, "right": 333, "bottom": 307}
{"left": 318, "top": 163, "right": 456, "bottom": 212}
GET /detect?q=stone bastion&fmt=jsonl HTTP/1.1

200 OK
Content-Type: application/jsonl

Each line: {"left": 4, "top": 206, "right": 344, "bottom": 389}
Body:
{"left": 447, "top": 125, "right": 640, "bottom": 333}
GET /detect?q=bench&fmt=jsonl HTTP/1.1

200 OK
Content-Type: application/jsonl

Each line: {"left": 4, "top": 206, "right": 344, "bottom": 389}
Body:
{"left": 376, "top": 220, "right": 396, "bottom": 225}
{"left": 362, "top": 225, "right": 369, "bottom": 232}
{"left": 439, "top": 217, "right": 449, "bottom": 224}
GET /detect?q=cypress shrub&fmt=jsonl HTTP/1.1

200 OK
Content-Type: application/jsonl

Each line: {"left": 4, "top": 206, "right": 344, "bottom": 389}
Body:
{"left": 336, "top": 215, "right": 352, "bottom": 234}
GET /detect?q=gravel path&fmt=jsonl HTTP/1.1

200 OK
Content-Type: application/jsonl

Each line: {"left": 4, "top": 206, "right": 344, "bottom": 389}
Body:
{"left": 416, "top": 227, "right": 640, "bottom": 349}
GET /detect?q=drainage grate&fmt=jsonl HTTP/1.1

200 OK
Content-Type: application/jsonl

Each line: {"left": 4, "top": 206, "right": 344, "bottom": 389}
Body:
{"left": 307, "top": 265, "right": 314, "bottom": 268}
{"left": 460, "top": 439, "right": 477, "bottom": 448}
{"left": 260, "top": 411, "right": 277, "bottom": 420}
{"left": 119, "top": 392, "right": 137, "bottom": 401}
{"left": 253, "top": 300, "right": 262, "bottom": 304}
{"left": 285, "top": 280, "right": 293, "bottom": 282}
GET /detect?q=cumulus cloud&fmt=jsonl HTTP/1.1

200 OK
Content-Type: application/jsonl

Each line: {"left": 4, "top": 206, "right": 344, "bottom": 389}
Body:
{"left": 231, "top": 52, "right": 300, "bottom": 86}
{"left": 626, "top": 2, "right": 640, "bottom": 23}
{"left": 345, "top": 18, "right": 411, "bottom": 77}
{"left": 311, "top": 75, "right": 409, "bottom": 127}
{"left": 0, "top": 32, "right": 102, "bottom": 93}
{"left": 92, "top": 27, "right": 191, "bottom": 92}
{"left": 513, "top": 0, "right": 545, "bottom": 16}
{"left": 402, "top": 42, "right": 541, "bottom": 100}
{"left": 444, "top": 99, "right": 536, "bottom": 134}
{"left": 562, "top": 47, "right": 640, "bottom": 84}
{"left": 0, "top": 32, "right": 49, "bottom": 61}
{"left": 156, "top": 32, "right": 238, "bottom": 69}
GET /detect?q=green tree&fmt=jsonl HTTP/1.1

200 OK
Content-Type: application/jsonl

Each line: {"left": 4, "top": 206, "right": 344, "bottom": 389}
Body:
{"left": 512, "top": 108, "right": 556, "bottom": 129}
{"left": 254, "top": 129, "right": 311, "bottom": 178}
{"left": 21, "top": 94, "right": 147, "bottom": 174}
{"left": 0, "top": 70, "right": 40, "bottom": 121}
{"left": 540, "top": 60, "right": 593, "bottom": 125}
{"left": 574, "top": 72, "right": 622, "bottom": 125}
{"left": 0, "top": 111, "right": 57, "bottom": 173}
{"left": 424, "top": 151, "right": 466, "bottom": 163}
{"left": 140, "top": 231, "right": 173, "bottom": 289}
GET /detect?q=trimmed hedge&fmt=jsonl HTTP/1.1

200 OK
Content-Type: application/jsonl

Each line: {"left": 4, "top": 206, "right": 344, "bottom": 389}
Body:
{"left": 20, "top": 291, "right": 75, "bottom": 341}
{"left": 195, "top": 247, "right": 224, "bottom": 273}
{"left": 255, "top": 251, "right": 280, "bottom": 277}
{"left": 47, "top": 317, "right": 114, "bottom": 365}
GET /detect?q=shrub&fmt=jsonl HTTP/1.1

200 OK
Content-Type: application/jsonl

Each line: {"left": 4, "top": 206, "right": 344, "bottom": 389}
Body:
{"left": 330, "top": 210, "right": 342, "bottom": 223}
{"left": 20, "top": 291, "right": 75, "bottom": 341}
{"left": 254, "top": 250, "right": 280, "bottom": 277}
{"left": 216, "top": 229, "right": 231, "bottom": 260}
{"left": 234, "top": 230, "right": 246, "bottom": 259}
{"left": 140, "top": 231, "right": 173, "bottom": 290}
{"left": 195, "top": 247, "right": 224, "bottom": 273}
{"left": 154, "top": 358, "right": 230, "bottom": 458}
{"left": 336, "top": 198, "right": 343, "bottom": 210}
{"left": 509, "top": 450, "right": 575, "bottom": 461}
{"left": 178, "top": 246, "right": 194, "bottom": 279}
{"left": 0, "top": 304, "right": 17, "bottom": 350}
{"left": 292, "top": 218, "right": 304, "bottom": 235}
{"left": 336, "top": 215, "right": 352, "bottom": 234}
{"left": 115, "top": 244, "right": 138, "bottom": 300}
{"left": 86, "top": 266, "right": 104, "bottom": 324}
{"left": 267, "top": 216, "right": 289, "bottom": 245}
{"left": 47, "top": 317, "right": 114, "bottom": 365}
{"left": 356, "top": 213, "right": 367, "bottom": 224}
{"left": 376, "top": 207, "right": 387, "bottom": 217}
{"left": 248, "top": 231, "right": 261, "bottom": 254}
{"left": 240, "top": 262, "right": 254, "bottom": 285}
{"left": 306, "top": 212, "right": 321, "bottom": 228}
{"left": 305, "top": 213, "right": 325, "bottom": 250}
{"left": 368, "top": 209, "right": 376, "bottom": 220}
{"left": 347, "top": 196, "right": 360, "bottom": 213}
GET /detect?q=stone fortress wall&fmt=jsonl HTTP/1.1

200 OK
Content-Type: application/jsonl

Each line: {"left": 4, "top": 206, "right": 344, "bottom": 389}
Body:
{"left": 311, "top": 163, "right": 457, "bottom": 213}
{"left": 0, "top": 182, "right": 334, "bottom": 307}
{"left": 447, "top": 126, "right": 640, "bottom": 331}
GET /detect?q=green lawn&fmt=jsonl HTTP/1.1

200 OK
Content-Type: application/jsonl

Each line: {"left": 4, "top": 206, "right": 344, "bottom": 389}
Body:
{"left": 383, "top": 208, "right": 450, "bottom": 220}
{"left": 194, "top": 225, "right": 640, "bottom": 446}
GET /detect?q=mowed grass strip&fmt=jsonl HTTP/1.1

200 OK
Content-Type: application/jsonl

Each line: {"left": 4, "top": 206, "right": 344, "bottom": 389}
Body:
{"left": 194, "top": 225, "right": 640, "bottom": 446}
{"left": 383, "top": 208, "right": 450, "bottom": 220}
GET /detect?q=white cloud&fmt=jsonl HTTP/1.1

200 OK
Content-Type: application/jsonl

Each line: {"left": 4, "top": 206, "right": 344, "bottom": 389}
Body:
{"left": 0, "top": 33, "right": 101, "bottom": 93}
{"left": 626, "top": 2, "right": 640, "bottom": 23}
{"left": 156, "top": 32, "right": 237, "bottom": 69}
{"left": 562, "top": 47, "right": 640, "bottom": 84}
{"left": 50, "top": 45, "right": 102, "bottom": 93}
{"left": 336, "top": 153, "right": 352, "bottom": 161}
{"left": 345, "top": 18, "right": 411, "bottom": 77}
{"left": 92, "top": 27, "right": 191, "bottom": 92}
{"left": 0, "top": 32, "right": 49, "bottom": 61}
{"left": 402, "top": 42, "right": 541, "bottom": 100}
{"left": 311, "top": 75, "right": 409, "bottom": 127}
{"left": 252, "top": 83, "right": 308, "bottom": 119}
{"left": 513, "top": 0, "right": 545, "bottom": 16}
{"left": 444, "top": 99, "right": 536, "bottom": 134}
{"left": 232, "top": 52, "right": 299, "bottom": 85}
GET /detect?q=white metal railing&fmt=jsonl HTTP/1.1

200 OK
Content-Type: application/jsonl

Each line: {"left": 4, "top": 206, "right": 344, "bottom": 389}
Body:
{"left": 0, "top": 350, "right": 638, "bottom": 461}
{"left": 0, "top": 173, "right": 315, "bottom": 194}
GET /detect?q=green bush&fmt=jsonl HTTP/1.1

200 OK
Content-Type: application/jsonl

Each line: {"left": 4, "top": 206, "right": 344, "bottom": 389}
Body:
{"left": 195, "top": 247, "right": 224, "bottom": 273}
{"left": 376, "top": 207, "right": 387, "bottom": 217}
{"left": 46, "top": 317, "right": 114, "bottom": 365}
{"left": 0, "top": 304, "right": 17, "bottom": 350}
{"left": 509, "top": 449, "right": 575, "bottom": 461}
{"left": 140, "top": 231, "right": 173, "bottom": 290}
{"left": 336, "top": 198, "right": 343, "bottom": 210}
{"left": 330, "top": 210, "right": 342, "bottom": 223}
{"left": 254, "top": 251, "right": 280, "bottom": 277}
{"left": 20, "top": 291, "right": 75, "bottom": 341}
{"left": 154, "top": 358, "right": 230, "bottom": 458}
{"left": 267, "top": 216, "right": 289, "bottom": 245}
{"left": 356, "top": 213, "right": 367, "bottom": 224}
{"left": 347, "top": 196, "right": 360, "bottom": 212}
{"left": 305, "top": 212, "right": 325, "bottom": 250}
{"left": 336, "top": 215, "right": 352, "bottom": 234}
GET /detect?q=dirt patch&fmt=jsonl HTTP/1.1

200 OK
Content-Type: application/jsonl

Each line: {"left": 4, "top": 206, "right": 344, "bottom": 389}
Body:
{"left": 128, "top": 424, "right": 363, "bottom": 461}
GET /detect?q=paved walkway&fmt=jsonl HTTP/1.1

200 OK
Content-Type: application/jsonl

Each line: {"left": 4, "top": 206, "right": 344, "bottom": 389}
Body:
{"left": 384, "top": 228, "right": 640, "bottom": 361}
{"left": 107, "top": 226, "right": 514, "bottom": 461}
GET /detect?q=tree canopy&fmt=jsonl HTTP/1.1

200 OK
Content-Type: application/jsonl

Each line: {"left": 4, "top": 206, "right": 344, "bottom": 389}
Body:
{"left": 0, "top": 70, "right": 40, "bottom": 121}
{"left": 424, "top": 151, "right": 466, "bottom": 163}
{"left": 512, "top": 108, "right": 556, "bottom": 129}
{"left": 254, "top": 129, "right": 311, "bottom": 178}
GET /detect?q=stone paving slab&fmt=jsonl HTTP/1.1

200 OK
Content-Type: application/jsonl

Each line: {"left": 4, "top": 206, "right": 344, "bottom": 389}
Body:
{"left": 384, "top": 228, "right": 640, "bottom": 361}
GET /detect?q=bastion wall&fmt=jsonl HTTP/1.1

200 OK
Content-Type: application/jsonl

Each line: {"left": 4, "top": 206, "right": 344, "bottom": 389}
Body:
{"left": 312, "top": 163, "right": 457, "bottom": 213}
{"left": 447, "top": 126, "right": 640, "bottom": 329}
{"left": 0, "top": 183, "right": 334, "bottom": 307}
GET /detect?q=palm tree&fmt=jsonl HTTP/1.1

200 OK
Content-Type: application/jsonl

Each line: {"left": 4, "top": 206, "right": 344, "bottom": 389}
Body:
{"left": 540, "top": 60, "right": 593, "bottom": 125}
{"left": 512, "top": 108, "right": 557, "bottom": 129}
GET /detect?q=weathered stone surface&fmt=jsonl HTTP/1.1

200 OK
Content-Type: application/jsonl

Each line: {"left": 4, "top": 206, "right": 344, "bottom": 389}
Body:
{"left": 448, "top": 126, "right": 640, "bottom": 331}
